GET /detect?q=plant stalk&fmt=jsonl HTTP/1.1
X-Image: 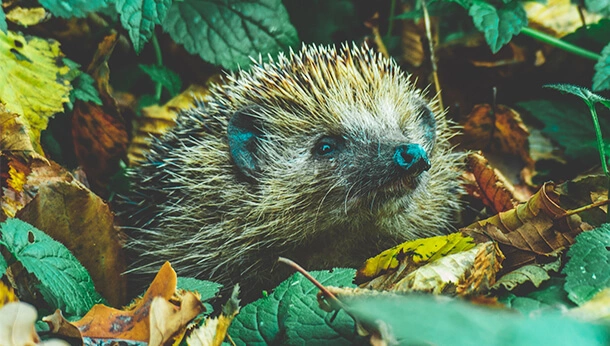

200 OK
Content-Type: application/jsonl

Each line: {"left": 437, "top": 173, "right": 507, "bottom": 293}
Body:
{"left": 520, "top": 27, "right": 601, "bottom": 61}
{"left": 586, "top": 101, "right": 610, "bottom": 222}
{"left": 152, "top": 33, "right": 163, "bottom": 102}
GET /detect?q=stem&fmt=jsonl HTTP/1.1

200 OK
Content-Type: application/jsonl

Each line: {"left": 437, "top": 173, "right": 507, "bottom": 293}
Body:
{"left": 152, "top": 33, "right": 163, "bottom": 102}
{"left": 520, "top": 27, "right": 601, "bottom": 61}
{"left": 421, "top": 0, "right": 443, "bottom": 110}
{"left": 386, "top": 0, "right": 397, "bottom": 38}
{"left": 586, "top": 101, "right": 610, "bottom": 223}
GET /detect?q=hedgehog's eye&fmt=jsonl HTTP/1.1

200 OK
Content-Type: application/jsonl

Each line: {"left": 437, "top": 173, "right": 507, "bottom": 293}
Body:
{"left": 314, "top": 136, "right": 341, "bottom": 156}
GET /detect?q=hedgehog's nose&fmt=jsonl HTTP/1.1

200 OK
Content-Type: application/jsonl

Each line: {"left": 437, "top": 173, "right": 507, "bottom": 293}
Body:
{"left": 393, "top": 144, "right": 431, "bottom": 176}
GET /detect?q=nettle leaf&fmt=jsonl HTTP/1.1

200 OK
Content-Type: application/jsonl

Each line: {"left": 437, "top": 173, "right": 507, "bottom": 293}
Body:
{"left": 115, "top": 0, "right": 172, "bottom": 53}
{"left": 0, "top": 219, "right": 103, "bottom": 316}
{"left": 594, "top": 43, "right": 610, "bottom": 92}
{"left": 564, "top": 224, "right": 610, "bottom": 306}
{"left": 62, "top": 58, "right": 102, "bottom": 110}
{"left": 229, "top": 269, "right": 363, "bottom": 345}
{"left": 139, "top": 64, "right": 182, "bottom": 96}
{"left": 346, "top": 294, "right": 609, "bottom": 345}
{"left": 38, "top": 0, "right": 109, "bottom": 18}
{"left": 163, "top": 0, "right": 299, "bottom": 71}
{"left": 469, "top": 1, "right": 527, "bottom": 53}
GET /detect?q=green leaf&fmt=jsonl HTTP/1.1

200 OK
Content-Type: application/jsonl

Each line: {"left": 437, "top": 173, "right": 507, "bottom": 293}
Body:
{"left": 38, "top": 0, "right": 109, "bottom": 18}
{"left": 0, "top": 251, "right": 7, "bottom": 275}
{"left": 345, "top": 294, "right": 609, "bottom": 345}
{"left": 71, "top": 72, "right": 103, "bottom": 106}
{"left": 545, "top": 83, "right": 609, "bottom": 105}
{"left": 115, "top": 0, "right": 172, "bottom": 53}
{"left": 139, "top": 64, "right": 182, "bottom": 96}
{"left": 499, "top": 277, "right": 575, "bottom": 314}
{"left": 469, "top": 1, "right": 527, "bottom": 53}
{"left": 229, "top": 269, "right": 363, "bottom": 345}
{"left": 283, "top": 0, "right": 357, "bottom": 44}
{"left": 594, "top": 43, "right": 610, "bottom": 92}
{"left": 564, "top": 224, "right": 610, "bottom": 305}
{"left": 516, "top": 99, "right": 610, "bottom": 163}
{"left": 584, "top": 0, "right": 610, "bottom": 17}
{"left": 162, "top": 0, "right": 299, "bottom": 71}
{"left": 0, "top": 1, "right": 7, "bottom": 34}
{"left": 177, "top": 277, "right": 222, "bottom": 313}
{"left": 0, "top": 218, "right": 103, "bottom": 316}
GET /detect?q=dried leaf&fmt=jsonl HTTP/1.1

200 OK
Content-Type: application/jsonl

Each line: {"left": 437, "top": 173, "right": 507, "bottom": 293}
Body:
{"left": 465, "top": 152, "right": 527, "bottom": 214}
{"left": 149, "top": 292, "right": 204, "bottom": 345}
{"left": 525, "top": 0, "right": 602, "bottom": 37}
{"left": 462, "top": 182, "right": 590, "bottom": 273}
{"left": 42, "top": 309, "right": 82, "bottom": 340}
{"left": 128, "top": 84, "right": 212, "bottom": 165}
{"left": 73, "top": 262, "right": 201, "bottom": 343}
{"left": 0, "top": 302, "right": 69, "bottom": 346}
{"left": 72, "top": 33, "right": 128, "bottom": 193}
{"left": 5, "top": 7, "right": 48, "bottom": 27}
{"left": 356, "top": 232, "right": 476, "bottom": 286}
{"left": 460, "top": 104, "right": 533, "bottom": 167}
{"left": 393, "top": 241, "right": 503, "bottom": 296}
{"left": 0, "top": 281, "right": 18, "bottom": 308}
{"left": 16, "top": 180, "right": 126, "bottom": 306}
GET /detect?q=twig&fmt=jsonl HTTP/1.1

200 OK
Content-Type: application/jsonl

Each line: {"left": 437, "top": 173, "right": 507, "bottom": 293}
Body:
{"left": 421, "top": 0, "right": 443, "bottom": 110}
{"left": 555, "top": 199, "right": 610, "bottom": 219}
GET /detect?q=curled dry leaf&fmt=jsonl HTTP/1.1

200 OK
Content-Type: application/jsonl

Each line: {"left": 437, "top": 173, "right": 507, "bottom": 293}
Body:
{"left": 72, "top": 262, "right": 203, "bottom": 344}
{"left": 149, "top": 292, "right": 205, "bottom": 345}
{"left": 42, "top": 309, "right": 82, "bottom": 340}
{"left": 465, "top": 152, "right": 528, "bottom": 214}
{"left": 72, "top": 32, "right": 128, "bottom": 194}
{"left": 128, "top": 84, "right": 213, "bottom": 165}
{"left": 16, "top": 179, "right": 126, "bottom": 306}
{"left": 0, "top": 302, "right": 69, "bottom": 346}
{"left": 461, "top": 182, "right": 590, "bottom": 273}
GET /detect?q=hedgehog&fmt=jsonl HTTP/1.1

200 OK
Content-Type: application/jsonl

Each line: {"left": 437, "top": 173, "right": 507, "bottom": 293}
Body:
{"left": 118, "top": 44, "right": 464, "bottom": 298}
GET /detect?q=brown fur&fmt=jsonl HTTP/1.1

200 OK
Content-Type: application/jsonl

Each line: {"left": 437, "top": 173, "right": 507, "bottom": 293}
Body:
{"left": 118, "top": 44, "right": 464, "bottom": 297}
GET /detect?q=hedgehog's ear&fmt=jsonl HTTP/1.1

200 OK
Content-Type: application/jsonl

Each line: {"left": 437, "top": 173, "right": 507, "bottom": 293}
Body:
{"left": 227, "top": 107, "right": 263, "bottom": 178}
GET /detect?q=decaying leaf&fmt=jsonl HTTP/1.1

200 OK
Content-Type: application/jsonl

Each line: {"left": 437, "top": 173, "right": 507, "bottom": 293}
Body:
{"left": 356, "top": 232, "right": 476, "bottom": 285}
{"left": 465, "top": 152, "right": 528, "bottom": 214}
{"left": 462, "top": 182, "right": 590, "bottom": 273}
{"left": 493, "top": 256, "right": 562, "bottom": 291}
{"left": 128, "top": 84, "right": 212, "bottom": 165}
{"left": 525, "top": 0, "right": 602, "bottom": 37}
{"left": 0, "top": 30, "right": 72, "bottom": 154}
{"left": 460, "top": 104, "right": 533, "bottom": 168}
{"left": 0, "top": 302, "right": 68, "bottom": 346}
{"left": 0, "top": 281, "right": 18, "bottom": 308}
{"left": 16, "top": 179, "right": 126, "bottom": 306}
{"left": 71, "top": 32, "right": 128, "bottom": 193}
{"left": 149, "top": 292, "right": 204, "bottom": 345}
{"left": 42, "top": 309, "right": 82, "bottom": 341}
{"left": 187, "top": 286, "right": 240, "bottom": 346}
{"left": 73, "top": 262, "right": 203, "bottom": 343}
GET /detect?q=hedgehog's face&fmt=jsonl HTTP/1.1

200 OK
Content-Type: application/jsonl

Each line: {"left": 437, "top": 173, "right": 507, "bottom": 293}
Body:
{"left": 226, "top": 94, "right": 439, "bottom": 216}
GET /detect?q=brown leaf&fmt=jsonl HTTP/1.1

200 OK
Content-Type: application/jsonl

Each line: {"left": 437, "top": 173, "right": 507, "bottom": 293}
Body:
{"left": 460, "top": 104, "right": 533, "bottom": 167}
{"left": 461, "top": 182, "right": 591, "bottom": 273}
{"left": 0, "top": 104, "right": 37, "bottom": 153}
{"left": 464, "top": 152, "right": 526, "bottom": 213}
{"left": 72, "top": 33, "right": 128, "bottom": 194}
{"left": 42, "top": 310, "right": 82, "bottom": 340}
{"left": 72, "top": 262, "right": 196, "bottom": 342}
{"left": 16, "top": 180, "right": 126, "bottom": 306}
{"left": 187, "top": 286, "right": 239, "bottom": 346}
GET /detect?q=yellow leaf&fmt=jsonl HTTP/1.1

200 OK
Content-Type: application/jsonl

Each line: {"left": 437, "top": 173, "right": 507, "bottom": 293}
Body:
{"left": 5, "top": 7, "right": 48, "bottom": 27}
{"left": 0, "top": 281, "right": 18, "bottom": 308}
{"left": 356, "top": 232, "right": 476, "bottom": 284}
{"left": 0, "top": 30, "right": 72, "bottom": 154}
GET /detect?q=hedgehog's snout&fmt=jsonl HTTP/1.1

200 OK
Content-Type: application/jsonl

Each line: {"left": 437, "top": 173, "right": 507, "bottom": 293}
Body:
{"left": 393, "top": 144, "right": 431, "bottom": 177}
